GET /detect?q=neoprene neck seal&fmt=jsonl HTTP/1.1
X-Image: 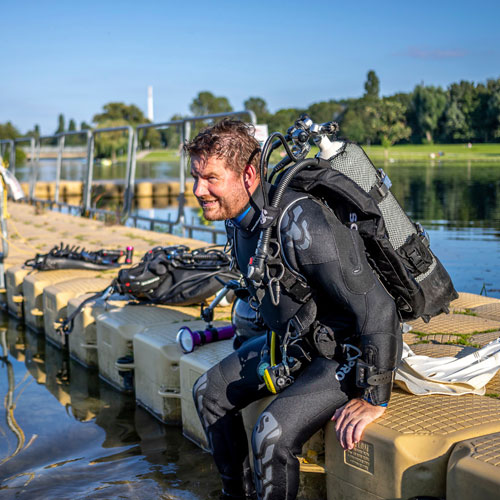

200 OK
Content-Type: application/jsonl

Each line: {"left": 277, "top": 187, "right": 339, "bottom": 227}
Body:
{"left": 231, "top": 182, "right": 271, "bottom": 232}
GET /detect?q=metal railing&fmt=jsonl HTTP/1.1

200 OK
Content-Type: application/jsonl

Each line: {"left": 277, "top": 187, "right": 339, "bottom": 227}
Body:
{"left": 0, "top": 140, "right": 15, "bottom": 174}
{"left": 54, "top": 130, "right": 92, "bottom": 203}
{"left": 13, "top": 137, "right": 36, "bottom": 189}
{"left": 85, "top": 125, "right": 134, "bottom": 215}
{"left": 10, "top": 110, "right": 257, "bottom": 242}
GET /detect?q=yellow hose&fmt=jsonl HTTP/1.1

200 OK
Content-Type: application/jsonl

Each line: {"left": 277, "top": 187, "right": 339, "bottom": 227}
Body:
{"left": 270, "top": 331, "right": 277, "bottom": 365}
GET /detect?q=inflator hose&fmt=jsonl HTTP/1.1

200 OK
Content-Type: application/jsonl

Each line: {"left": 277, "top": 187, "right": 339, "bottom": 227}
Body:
{"left": 257, "top": 157, "right": 320, "bottom": 257}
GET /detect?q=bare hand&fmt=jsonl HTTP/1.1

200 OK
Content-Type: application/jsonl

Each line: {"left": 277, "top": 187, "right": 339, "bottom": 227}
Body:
{"left": 331, "top": 398, "right": 386, "bottom": 450}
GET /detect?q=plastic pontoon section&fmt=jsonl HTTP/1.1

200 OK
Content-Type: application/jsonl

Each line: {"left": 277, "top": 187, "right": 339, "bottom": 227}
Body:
{"left": 5, "top": 265, "right": 31, "bottom": 318}
{"left": 447, "top": 432, "right": 500, "bottom": 500}
{"left": 67, "top": 293, "right": 128, "bottom": 369}
{"left": 324, "top": 391, "right": 500, "bottom": 500}
{"left": 134, "top": 320, "right": 228, "bottom": 425}
{"left": 179, "top": 339, "right": 235, "bottom": 449}
{"left": 43, "top": 276, "right": 113, "bottom": 346}
{"left": 96, "top": 304, "right": 198, "bottom": 392}
{"left": 23, "top": 269, "right": 104, "bottom": 332}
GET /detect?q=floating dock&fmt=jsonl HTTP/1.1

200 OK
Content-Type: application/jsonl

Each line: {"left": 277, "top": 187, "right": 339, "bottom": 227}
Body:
{"left": 3, "top": 200, "right": 500, "bottom": 500}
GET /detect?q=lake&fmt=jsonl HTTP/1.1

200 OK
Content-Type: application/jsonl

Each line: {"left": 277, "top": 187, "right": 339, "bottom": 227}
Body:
{"left": 1, "top": 156, "right": 498, "bottom": 499}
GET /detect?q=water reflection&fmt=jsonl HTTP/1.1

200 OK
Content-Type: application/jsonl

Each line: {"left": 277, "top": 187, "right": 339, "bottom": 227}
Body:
{"left": 382, "top": 162, "right": 500, "bottom": 228}
{"left": 0, "top": 314, "right": 221, "bottom": 499}
{"left": 14, "top": 159, "right": 181, "bottom": 183}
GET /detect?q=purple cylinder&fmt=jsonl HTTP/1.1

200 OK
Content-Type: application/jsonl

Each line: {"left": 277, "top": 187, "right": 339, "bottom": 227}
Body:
{"left": 177, "top": 324, "right": 235, "bottom": 353}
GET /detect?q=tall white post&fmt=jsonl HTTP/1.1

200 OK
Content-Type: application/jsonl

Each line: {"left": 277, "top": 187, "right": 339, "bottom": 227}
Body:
{"left": 147, "top": 86, "right": 154, "bottom": 122}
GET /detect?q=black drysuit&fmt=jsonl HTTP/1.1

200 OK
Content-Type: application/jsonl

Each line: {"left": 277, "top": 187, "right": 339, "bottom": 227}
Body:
{"left": 193, "top": 186, "right": 401, "bottom": 500}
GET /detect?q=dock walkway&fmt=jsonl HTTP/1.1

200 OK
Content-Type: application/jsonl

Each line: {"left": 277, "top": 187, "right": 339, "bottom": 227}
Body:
{"left": 3, "top": 201, "right": 500, "bottom": 500}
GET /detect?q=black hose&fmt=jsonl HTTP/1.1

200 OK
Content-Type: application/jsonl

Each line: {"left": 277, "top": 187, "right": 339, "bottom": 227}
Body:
{"left": 257, "top": 157, "right": 319, "bottom": 256}
{"left": 259, "top": 132, "right": 296, "bottom": 208}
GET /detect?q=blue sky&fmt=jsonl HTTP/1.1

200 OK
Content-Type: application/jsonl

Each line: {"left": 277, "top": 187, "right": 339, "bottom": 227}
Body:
{"left": 2, "top": 0, "right": 499, "bottom": 134}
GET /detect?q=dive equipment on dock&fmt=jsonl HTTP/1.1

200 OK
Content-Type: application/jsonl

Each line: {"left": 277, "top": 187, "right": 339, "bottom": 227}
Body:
{"left": 250, "top": 114, "right": 458, "bottom": 324}
{"left": 24, "top": 243, "right": 131, "bottom": 271}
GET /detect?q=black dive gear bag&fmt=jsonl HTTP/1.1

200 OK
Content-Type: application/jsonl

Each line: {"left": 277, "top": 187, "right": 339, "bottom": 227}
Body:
{"left": 57, "top": 245, "right": 239, "bottom": 335}
{"left": 282, "top": 148, "right": 458, "bottom": 322}
{"left": 259, "top": 140, "right": 457, "bottom": 323}
{"left": 24, "top": 243, "right": 129, "bottom": 271}
{"left": 113, "top": 245, "right": 238, "bottom": 306}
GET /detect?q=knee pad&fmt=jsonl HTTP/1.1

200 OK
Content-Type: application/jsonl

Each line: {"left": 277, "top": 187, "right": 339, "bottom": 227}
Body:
{"left": 193, "top": 367, "right": 232, "bottom": 427}
{"left": 252, "top": 412, "right": 282, "bottom": 499}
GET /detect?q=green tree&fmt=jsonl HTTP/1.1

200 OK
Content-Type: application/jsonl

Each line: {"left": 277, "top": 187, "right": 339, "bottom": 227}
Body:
{"left": 66, "top": 118, "right": 78, "bottom": 145}
{"left": 93, "top": 102, "right": 148, "bottom": 125}
{"left": 369, "top": 98, "right": 411, "bottom": 148}
{"left": 188, "top": 91, "right": 233, "bottom": 136}
{"left": 267, "top": 108, "right": 305, "bottom": 135}
{"left": 0, "top": 121, "right": 25, "bottom": 165}
{"left": 340, "top": 104, "right": 372, "bottom": 144}
{"left": 441, "top": 81, "right": 478, "bottom": 142}
{"left": 189, "top": 91, "right": 233, "bottom": 116}
{"left": 71, "top": 121, "right": 91, "bottom": 146}
{"left": 441, "top": 100, "right": 469, "bottom": 142}
{"left": 0, "top": 121, "right": 20, "bottom": 140}
{"left": 55, "top": 113, "right": 65, "bottom": 134}
{"left": 94, "top": 119, "right": 130, "bottom": 162}
{"left": 161, "top": 114, "right": 184, "bottom": 149}
{"left": 93, "top": 102, "right": 152, "bottom": 157}
{"left": 409, "top": 85, "right": 447, "bottom": 143}
{"left": 244, "top": 97, "right": 269, "bottom": 123}
{"left": 306, "top": 100, "right": 343, "bottom": 124}
{"left": 364, "top": 70, "right": 380, "bottom": 100}
{"left": 24, "top": 123, "right": 41, "bottom": 140}
{"left": 485, "top": 79, "right": 500, "bottom": 141}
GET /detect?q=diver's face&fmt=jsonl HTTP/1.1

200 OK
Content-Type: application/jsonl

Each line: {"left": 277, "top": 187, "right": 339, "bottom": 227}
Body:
{"left": 191, "top": 155, "right": 249, "bottom": 221}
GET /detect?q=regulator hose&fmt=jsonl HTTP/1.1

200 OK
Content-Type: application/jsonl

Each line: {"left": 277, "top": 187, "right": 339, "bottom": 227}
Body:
{"left": 257, "top": 157, "right": 320, "bottom": 258}
{"left": 259, "top": 132, "right": 297, "bottom": 208}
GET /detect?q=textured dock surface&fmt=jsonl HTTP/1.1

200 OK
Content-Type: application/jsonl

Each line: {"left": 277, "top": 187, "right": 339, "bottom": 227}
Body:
{"left": 3, "top": 200, "right": 205, "bottom": 267}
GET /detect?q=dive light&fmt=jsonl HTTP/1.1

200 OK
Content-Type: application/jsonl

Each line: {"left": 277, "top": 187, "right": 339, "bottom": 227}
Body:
{"left": 176, "top": 324, "right": 235, "bottom": 354}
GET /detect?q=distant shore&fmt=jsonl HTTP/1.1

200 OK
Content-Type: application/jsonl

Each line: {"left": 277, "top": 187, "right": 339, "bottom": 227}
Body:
{"left": 137, "top": 143, "right": 500, "bottom": 164}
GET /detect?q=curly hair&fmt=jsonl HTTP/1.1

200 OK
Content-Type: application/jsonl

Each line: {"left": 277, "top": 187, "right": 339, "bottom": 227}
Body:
{"left": 184, "top": 119, "right": 261, "bottom": 176}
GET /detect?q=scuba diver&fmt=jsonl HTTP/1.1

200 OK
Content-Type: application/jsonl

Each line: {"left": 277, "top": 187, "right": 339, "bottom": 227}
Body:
{"left": 186, "top": 119, "right": 401, "bottom": 500}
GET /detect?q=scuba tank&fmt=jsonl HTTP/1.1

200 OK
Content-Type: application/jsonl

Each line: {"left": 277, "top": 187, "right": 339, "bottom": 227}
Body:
{"left": 249, "top": 114, "right": 458, "bottom": 323}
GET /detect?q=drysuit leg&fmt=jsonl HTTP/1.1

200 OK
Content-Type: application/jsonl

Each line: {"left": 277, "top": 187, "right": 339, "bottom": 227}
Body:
{"left": 252, "top": 356, "right": 355, "bottom": 500}
{"left": 193, "top": 335, "right": 269, "bottom": 498}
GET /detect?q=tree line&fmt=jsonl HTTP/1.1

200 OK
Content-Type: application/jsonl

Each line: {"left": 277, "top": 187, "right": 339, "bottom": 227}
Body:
{"left": 2, "top": 70, "right": 500, "bottom": 162}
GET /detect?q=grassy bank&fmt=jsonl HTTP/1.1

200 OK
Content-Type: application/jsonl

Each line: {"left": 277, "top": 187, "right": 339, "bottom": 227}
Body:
{"left": 364, "top": 143, "right": 500, "bottom": 161}
{"left": 138, "top": 143, "right": 500, "bottom": 164}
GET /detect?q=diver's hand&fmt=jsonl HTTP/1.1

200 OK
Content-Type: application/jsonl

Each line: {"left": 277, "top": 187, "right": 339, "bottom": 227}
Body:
{"left": 331, "top": 398, "right": 386, "bottom": 450}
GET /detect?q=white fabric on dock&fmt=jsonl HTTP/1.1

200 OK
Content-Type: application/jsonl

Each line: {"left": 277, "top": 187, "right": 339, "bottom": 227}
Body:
{"left": 395, "top": 338, "right": 500, "bottom": 396}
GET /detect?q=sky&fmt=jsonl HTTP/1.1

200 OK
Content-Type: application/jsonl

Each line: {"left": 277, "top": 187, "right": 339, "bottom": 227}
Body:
{"left": 1, "top": 0, "right": 500, "bottom": 135}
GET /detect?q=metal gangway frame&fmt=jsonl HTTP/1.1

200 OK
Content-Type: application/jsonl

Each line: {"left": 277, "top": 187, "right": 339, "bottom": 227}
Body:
{"left": 10, "top": 110, "right": 256, "bottom": 242}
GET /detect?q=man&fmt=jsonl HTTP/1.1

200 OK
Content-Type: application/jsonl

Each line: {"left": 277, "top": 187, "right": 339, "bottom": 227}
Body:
{"left": 185, "top": 119, "right": 401, "bottom": 500}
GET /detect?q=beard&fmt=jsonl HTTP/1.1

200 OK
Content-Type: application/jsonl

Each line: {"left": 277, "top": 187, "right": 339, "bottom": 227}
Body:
{"left": 197, "top": 186, "right": 248, "bottom": 221}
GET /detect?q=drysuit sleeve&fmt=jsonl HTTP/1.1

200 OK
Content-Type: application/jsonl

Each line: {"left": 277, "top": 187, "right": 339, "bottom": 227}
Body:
{"left": 279, "top": 197, "right": 401, "bottom": 405}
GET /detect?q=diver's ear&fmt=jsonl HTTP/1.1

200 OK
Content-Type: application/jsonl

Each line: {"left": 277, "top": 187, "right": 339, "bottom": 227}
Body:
{"left": 243, "top": 163, "right": 258, "bottom": 190}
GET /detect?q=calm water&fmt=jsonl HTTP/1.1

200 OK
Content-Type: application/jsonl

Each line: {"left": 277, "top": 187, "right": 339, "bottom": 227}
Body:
{"left": 0, "top": 319, "right": 221, "bottom": 499}
{"left": 2, "top": 157, "right": 499, "bottom": 499}
{"left": 14, "top": 158, "right": 181, "bottom": 183}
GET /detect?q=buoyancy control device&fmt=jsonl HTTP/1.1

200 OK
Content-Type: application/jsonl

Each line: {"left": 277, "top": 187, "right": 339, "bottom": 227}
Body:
{"left": 24, "top": 243, "right": 132, "bottom": 271}
{"left": 249, "top": 114, "right": 458, "bottom": 324}
{"left": 56, "top": 245, "right": 239, "bottom": 335}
